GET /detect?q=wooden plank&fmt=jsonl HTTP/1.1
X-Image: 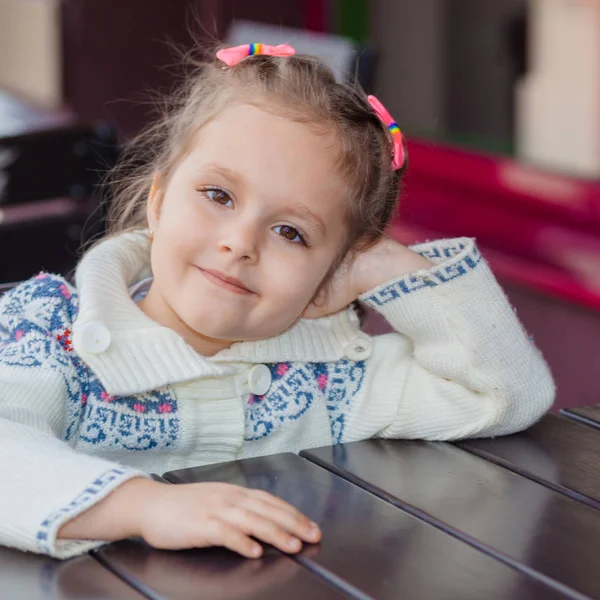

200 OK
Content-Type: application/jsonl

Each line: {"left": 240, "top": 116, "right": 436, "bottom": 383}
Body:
{"left": 457, "top": 414, "right": 600, "bottom": 509}
{"left": 97, "top": 538, "right": 351, "bottom": 600}
{"left": 0, "top": 546, "right": 144, "bottom": 600}
{"left": 160, "top": 453, "right": 573, "bottom": 600}
{"left": 561, "top": 405, "right": 600, "bottom": 431}
{"left": 301, "top": 438, "right": 600, "bottom": 600}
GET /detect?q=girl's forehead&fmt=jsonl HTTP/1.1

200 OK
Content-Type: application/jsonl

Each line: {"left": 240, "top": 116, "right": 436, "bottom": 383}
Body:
{"left": 196, "top": 103, "right": 333, "bottom": 152}
{"left": 182, "top": 104, "right": 346, "bottom": 197}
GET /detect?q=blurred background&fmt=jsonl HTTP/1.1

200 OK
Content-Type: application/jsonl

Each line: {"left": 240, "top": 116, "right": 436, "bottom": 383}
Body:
{"left": 0, "top": 0, "right": 599, "bottom": 411}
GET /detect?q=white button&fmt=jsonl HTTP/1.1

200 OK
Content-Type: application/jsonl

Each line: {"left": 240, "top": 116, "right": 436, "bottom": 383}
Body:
{"left": 348, "top": 308, "right": 360, "bottom": 326}
{"left": 343, "top": 338, "right": 372, "bottom": 361}
{"left": 75, "top": 322, "right": 111, "bottom": 354}
{"left": 248, "top": 364, "right": 272, "bottom": 396}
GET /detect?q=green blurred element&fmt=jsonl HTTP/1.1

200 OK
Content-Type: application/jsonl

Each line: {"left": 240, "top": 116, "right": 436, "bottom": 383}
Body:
{"left": 335, "top": 0, "right": 368, "bottom": 42}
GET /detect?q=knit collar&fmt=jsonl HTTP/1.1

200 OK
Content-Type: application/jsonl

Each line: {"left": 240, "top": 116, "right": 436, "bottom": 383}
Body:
{"left": 72, "top": 230, "right": 364, "bottom": 395}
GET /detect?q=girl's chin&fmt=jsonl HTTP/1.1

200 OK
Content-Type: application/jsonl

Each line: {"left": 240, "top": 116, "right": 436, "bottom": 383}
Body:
{"left": 185, "top": 312, "right": 303, "bottom": 343}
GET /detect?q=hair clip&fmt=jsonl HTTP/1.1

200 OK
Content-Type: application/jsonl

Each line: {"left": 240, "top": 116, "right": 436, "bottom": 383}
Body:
{"left": 367, "top": 95, "right": 406, "bottom": 171}
{"left": 216, "top": 43, "right": 296, "bottom": 67}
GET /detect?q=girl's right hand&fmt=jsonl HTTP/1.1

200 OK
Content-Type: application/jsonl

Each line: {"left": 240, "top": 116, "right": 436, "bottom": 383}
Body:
{"left": 134, "top": 479, "right": 321, "bottom": 558}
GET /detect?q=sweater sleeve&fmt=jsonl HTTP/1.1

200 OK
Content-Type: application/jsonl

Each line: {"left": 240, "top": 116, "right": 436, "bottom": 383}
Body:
{"left": 339, "top": 238, "right": 555, "bottom": 442}
{"left": 0, "top": 275, "right": 146, "bottom": 559}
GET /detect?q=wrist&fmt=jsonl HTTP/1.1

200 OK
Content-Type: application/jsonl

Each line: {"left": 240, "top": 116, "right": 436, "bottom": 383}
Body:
{"left": 356, "top": 238, "right": 432, "bottom": 294}
{"left": 110, "top": 477, "right": 163, "bottom": 538}
{"left": 57, "top": 476, "right": 160, "bottom": 541}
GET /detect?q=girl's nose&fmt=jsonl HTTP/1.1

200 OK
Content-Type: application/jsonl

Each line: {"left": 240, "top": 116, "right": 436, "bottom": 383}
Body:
{"left": 217, "top": 222, "right": 260, "bottom": 262}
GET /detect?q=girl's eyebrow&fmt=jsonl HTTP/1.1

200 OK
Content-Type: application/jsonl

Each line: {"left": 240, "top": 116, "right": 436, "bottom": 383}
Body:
{"left": 202, "top": 162, "right": 244, "bottom": 186}
{"left": 285, "top": 204, "right": 326, "bottom": 236}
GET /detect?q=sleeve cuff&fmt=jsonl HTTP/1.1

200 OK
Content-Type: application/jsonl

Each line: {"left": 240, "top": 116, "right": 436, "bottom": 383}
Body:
{"left": 359, "top": 237, "right": 483, "bottom": 311}
{"left": 36, "top": 467, "right": 148, "bottom": 559}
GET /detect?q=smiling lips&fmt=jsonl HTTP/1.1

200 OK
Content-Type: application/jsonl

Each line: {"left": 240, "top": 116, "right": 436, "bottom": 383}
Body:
{"left": 197, "top": 267, "right": 254, "bottom": 295}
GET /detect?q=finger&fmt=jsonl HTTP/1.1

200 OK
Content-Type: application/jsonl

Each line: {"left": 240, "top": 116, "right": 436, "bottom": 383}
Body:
{"left": 246, "top": 489, "right": 307, "bottom": 516}
{"left": 302, "top": 291, "right": 331, "bottom": 318}
{"left": 303, "top": 300, "right": 350, "bottom": 320}
{"left": 242, "top": 497, "right": 321, "bottom": 543}
{"left": 302, "top": 285, "right": 336, "bottom": 319}
{"left": 302, "top": 302, "right": 329, "bottom": 319}
{"left": 223, "top": 507, "right": 305, "bottom": 554}
{"left": 202, "top": 518, "right": 263, "bottom": 559}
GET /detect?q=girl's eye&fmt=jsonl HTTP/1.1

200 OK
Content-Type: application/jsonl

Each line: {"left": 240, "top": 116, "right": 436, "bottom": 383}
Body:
{"left": 273, "top": 225, "right": 306, "bottom": 245}
{"left": 202, "top": 187, "right": 232, "bottom": 206}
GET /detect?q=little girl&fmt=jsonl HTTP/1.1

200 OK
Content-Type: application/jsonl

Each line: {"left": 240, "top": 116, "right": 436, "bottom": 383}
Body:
{"left": 0, "top": 43, "right": 554, "bottom": 561}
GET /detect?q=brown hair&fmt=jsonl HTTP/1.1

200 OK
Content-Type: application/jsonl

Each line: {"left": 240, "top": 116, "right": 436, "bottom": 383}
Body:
{"left": 103, "top": 44, "right": 407, "bottom": 274}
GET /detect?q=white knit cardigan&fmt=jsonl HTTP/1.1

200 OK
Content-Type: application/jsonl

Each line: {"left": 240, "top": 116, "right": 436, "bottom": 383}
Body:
{"left": 0, "top": 231, "right": 554, "bottom": 558}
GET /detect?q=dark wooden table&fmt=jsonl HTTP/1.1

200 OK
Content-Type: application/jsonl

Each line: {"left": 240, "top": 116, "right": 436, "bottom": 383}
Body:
{"left": 6, "top": 412, "right": 600, "bottom": 599}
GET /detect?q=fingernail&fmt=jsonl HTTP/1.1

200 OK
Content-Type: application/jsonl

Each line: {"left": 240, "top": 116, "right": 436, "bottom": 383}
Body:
{"left": 252, "top": 544, "right": 262, "bottom": 556}
{"left": 289, "top": 537, "right": 301, "bottom": 550}
{"left": 310, "top": 522, "right": 321, "bottom": 534}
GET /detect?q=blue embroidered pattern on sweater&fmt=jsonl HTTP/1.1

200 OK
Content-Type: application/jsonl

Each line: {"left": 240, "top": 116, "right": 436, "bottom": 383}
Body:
{"left": 0, "top": 276, "right": 83, "bottom": 423}
{"left": 0, "top": 274, "right": 180, "bottom": 452}
{"left": 245, "top": 360, "right": 366, "bottom": 443}
{"left": 75, "top": 375, "right": 179, "bottom": 450}
{"left": 36, "top": 468, "right": 128, "bottom": 553}
{"left": 1, "top": 274, "right": 369, "bottom": 453}
{"left": 363, "top": 241, "right": 482, "bottom": 307}
{"left": 323, "top": 360, "right": 366, "bottom": 443}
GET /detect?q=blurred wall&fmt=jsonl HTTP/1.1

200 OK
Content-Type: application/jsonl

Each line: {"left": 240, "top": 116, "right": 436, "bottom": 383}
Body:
{"left": 0, "top": 0, "right": 62, "bottom": 107}
{"left": 370, "top": 0, "right": 447, "bottom": 136}
{"left": 446, "top": 0, "right": 526, "bottom": 146}
{"left": 61, "top": 0, "right": 304, "bottom": 137}
{"left": 371, "top": 0, "right": 526, "bottom": 146}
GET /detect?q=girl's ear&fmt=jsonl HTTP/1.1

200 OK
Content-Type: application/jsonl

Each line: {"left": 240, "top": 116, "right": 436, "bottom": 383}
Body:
{"left": 146, "top": 173, "right": 163, "bottom": 231}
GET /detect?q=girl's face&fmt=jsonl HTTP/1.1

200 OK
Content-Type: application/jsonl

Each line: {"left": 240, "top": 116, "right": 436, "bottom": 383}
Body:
{"left": 143, "top": 103, "right": 348, "bottom": 355}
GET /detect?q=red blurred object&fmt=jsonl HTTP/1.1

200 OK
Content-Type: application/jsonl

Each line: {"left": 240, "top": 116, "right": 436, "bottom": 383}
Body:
{"left": 374, "top": 139, "right": 600, "bottom": 411}
{"left": 391, "top": 139, "right": 600, "bottom": 311}
{"left": 305, "top": 0, "right": 327, "bottom": 32}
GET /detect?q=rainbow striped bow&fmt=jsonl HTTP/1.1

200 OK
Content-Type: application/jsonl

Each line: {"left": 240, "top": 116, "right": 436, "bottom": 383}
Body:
{"left": 216, "top": 43, "right": 296, "bottom": 67}
{"left": 367, "top": 95, "right": 406, "bottom": 171}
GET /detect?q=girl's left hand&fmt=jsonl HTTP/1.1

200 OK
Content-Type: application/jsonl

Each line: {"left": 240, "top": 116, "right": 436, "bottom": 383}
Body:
{"left": 302, "top": 237, "right": 433, "bottom": 319}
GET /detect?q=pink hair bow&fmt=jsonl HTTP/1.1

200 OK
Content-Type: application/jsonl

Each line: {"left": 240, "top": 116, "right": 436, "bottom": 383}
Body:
{"left": 368, "top": 95, "right": 406, "bottom": 171}
{"left": 216, "top": 43, "right": 296, "bottom": 67}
